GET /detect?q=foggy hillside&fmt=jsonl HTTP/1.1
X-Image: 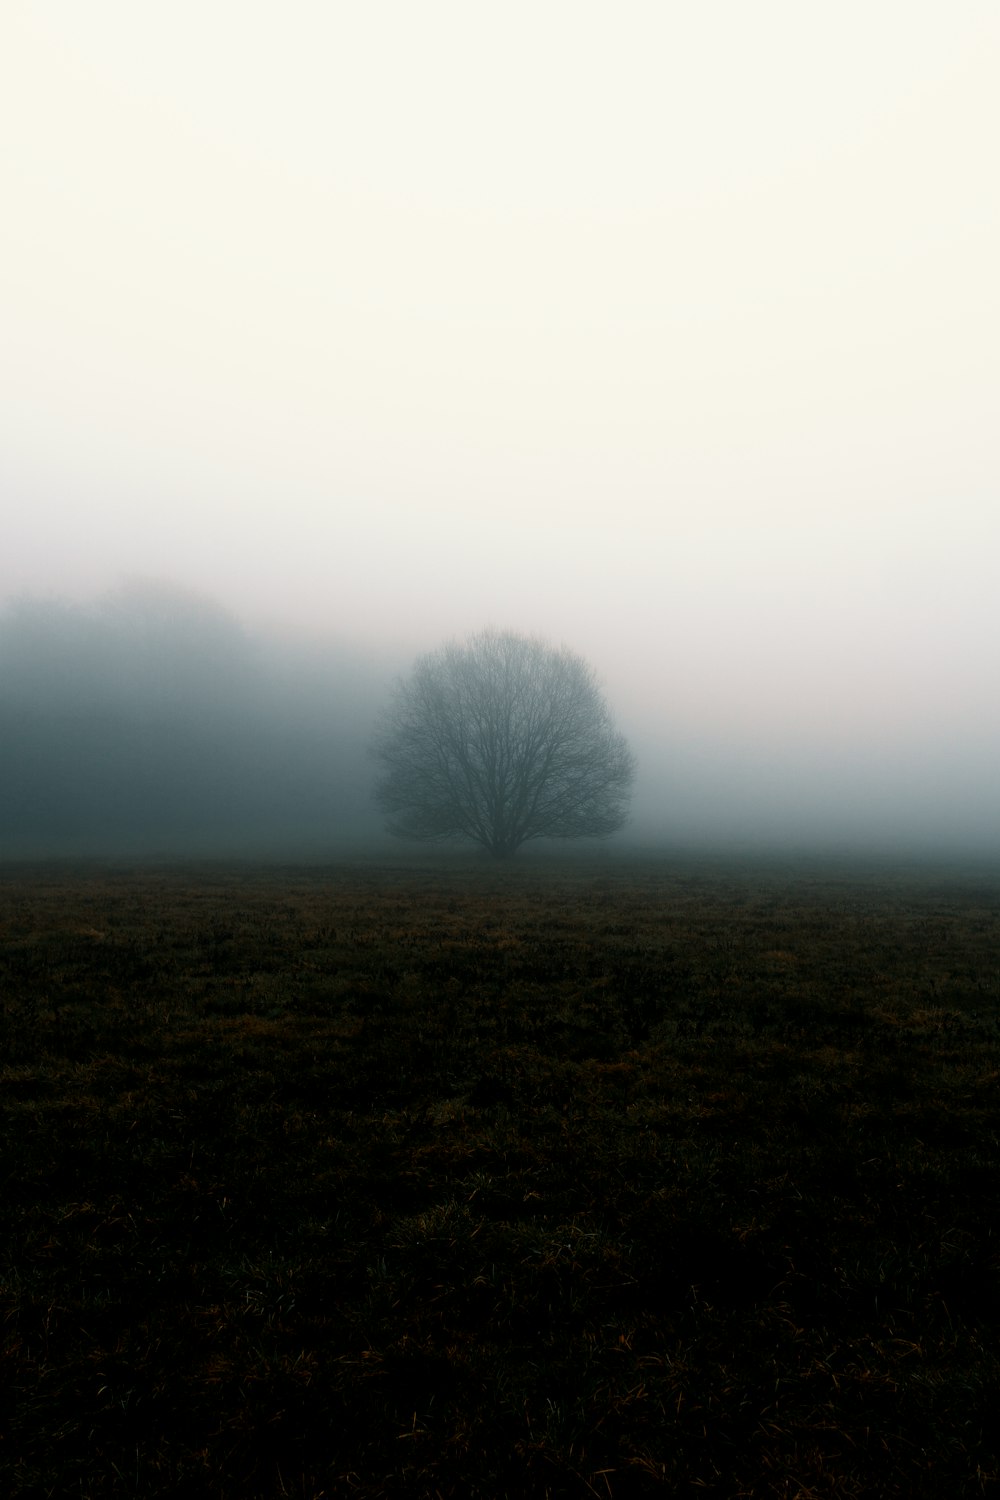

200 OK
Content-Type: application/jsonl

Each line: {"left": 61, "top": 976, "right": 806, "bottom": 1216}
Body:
{"left": 0, "top": 581, "right": 390, "bottom": 857}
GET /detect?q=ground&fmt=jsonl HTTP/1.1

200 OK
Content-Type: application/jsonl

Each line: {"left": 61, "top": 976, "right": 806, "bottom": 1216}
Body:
{"left": 2, "top": 849, "right": 999, "bottom": 1497}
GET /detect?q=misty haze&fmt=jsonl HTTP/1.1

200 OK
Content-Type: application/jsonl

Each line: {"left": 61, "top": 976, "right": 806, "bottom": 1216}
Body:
{"left": 0, "top": 580, "right": 391, "bottom": 858}
{"left": 1, "top": 575, "right": 995, "bottom": 860}
{"left": 3, "top": 5, "right": 999, "bottom": 1496}
{"left": 3, "top": 4, "right": 998, "bottom": 863}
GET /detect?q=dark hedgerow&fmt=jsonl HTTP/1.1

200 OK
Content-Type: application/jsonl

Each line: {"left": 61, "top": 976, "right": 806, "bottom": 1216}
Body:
{"left": 2, "top": 851, "right": 1000, "bottom": 1497}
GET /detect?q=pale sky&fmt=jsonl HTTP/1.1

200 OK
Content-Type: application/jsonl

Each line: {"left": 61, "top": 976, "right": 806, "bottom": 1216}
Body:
{"left": 3, "top": 2, "right": 999, "bottom": 846}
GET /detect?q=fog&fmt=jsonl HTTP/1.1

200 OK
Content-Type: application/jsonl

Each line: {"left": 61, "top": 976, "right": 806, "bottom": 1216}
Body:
{"left": 0, "top": 582, "right": 393, "bottom": 856}
{"left": 3, "top": 4, "right": 998, "bottom": 859}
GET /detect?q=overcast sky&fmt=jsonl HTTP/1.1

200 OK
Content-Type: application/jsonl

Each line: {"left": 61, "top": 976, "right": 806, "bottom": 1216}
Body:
{"left": 3, "top": 2, "right": 998, "bottom": 848}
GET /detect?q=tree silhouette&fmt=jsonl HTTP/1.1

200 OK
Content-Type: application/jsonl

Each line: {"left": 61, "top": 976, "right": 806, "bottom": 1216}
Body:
{"left": 372, "top": 628, "right": 635, "bottom": 857}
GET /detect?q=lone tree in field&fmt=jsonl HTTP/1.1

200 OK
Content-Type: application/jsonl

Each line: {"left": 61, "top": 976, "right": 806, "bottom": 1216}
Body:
{"left": 372, "top": 628, "right": 636, "bottom": 858}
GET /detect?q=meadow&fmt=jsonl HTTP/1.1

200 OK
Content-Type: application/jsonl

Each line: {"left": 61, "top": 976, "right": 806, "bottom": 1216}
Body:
{"left": 2, "top": 850, "right": 999, "bottom": 1498}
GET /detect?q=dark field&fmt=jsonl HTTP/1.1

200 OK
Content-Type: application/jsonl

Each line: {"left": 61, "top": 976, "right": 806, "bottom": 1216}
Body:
{"left": 2, "top": 851, "right": 1000, "bottom": 1498}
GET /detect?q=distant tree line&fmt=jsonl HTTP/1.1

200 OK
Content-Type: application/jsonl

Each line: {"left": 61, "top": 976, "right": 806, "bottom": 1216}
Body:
{"left": 0, "top": 581, "right": 383, "bottom": 855}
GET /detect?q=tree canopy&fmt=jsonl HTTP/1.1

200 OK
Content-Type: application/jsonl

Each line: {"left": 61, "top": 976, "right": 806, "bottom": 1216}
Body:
{"left": 371, "top": 628, "right": 635, "bottom": 857}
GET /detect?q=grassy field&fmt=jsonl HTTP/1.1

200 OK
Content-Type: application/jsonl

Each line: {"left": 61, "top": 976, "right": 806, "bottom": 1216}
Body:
{"left": 2, "top": 849, "right": 1000, "bottom": 1497}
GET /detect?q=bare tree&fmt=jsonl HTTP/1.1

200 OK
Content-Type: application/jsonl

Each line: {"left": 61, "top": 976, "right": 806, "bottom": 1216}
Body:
{"left": 371, "top": 628, "right": 635, "bottom": 857}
